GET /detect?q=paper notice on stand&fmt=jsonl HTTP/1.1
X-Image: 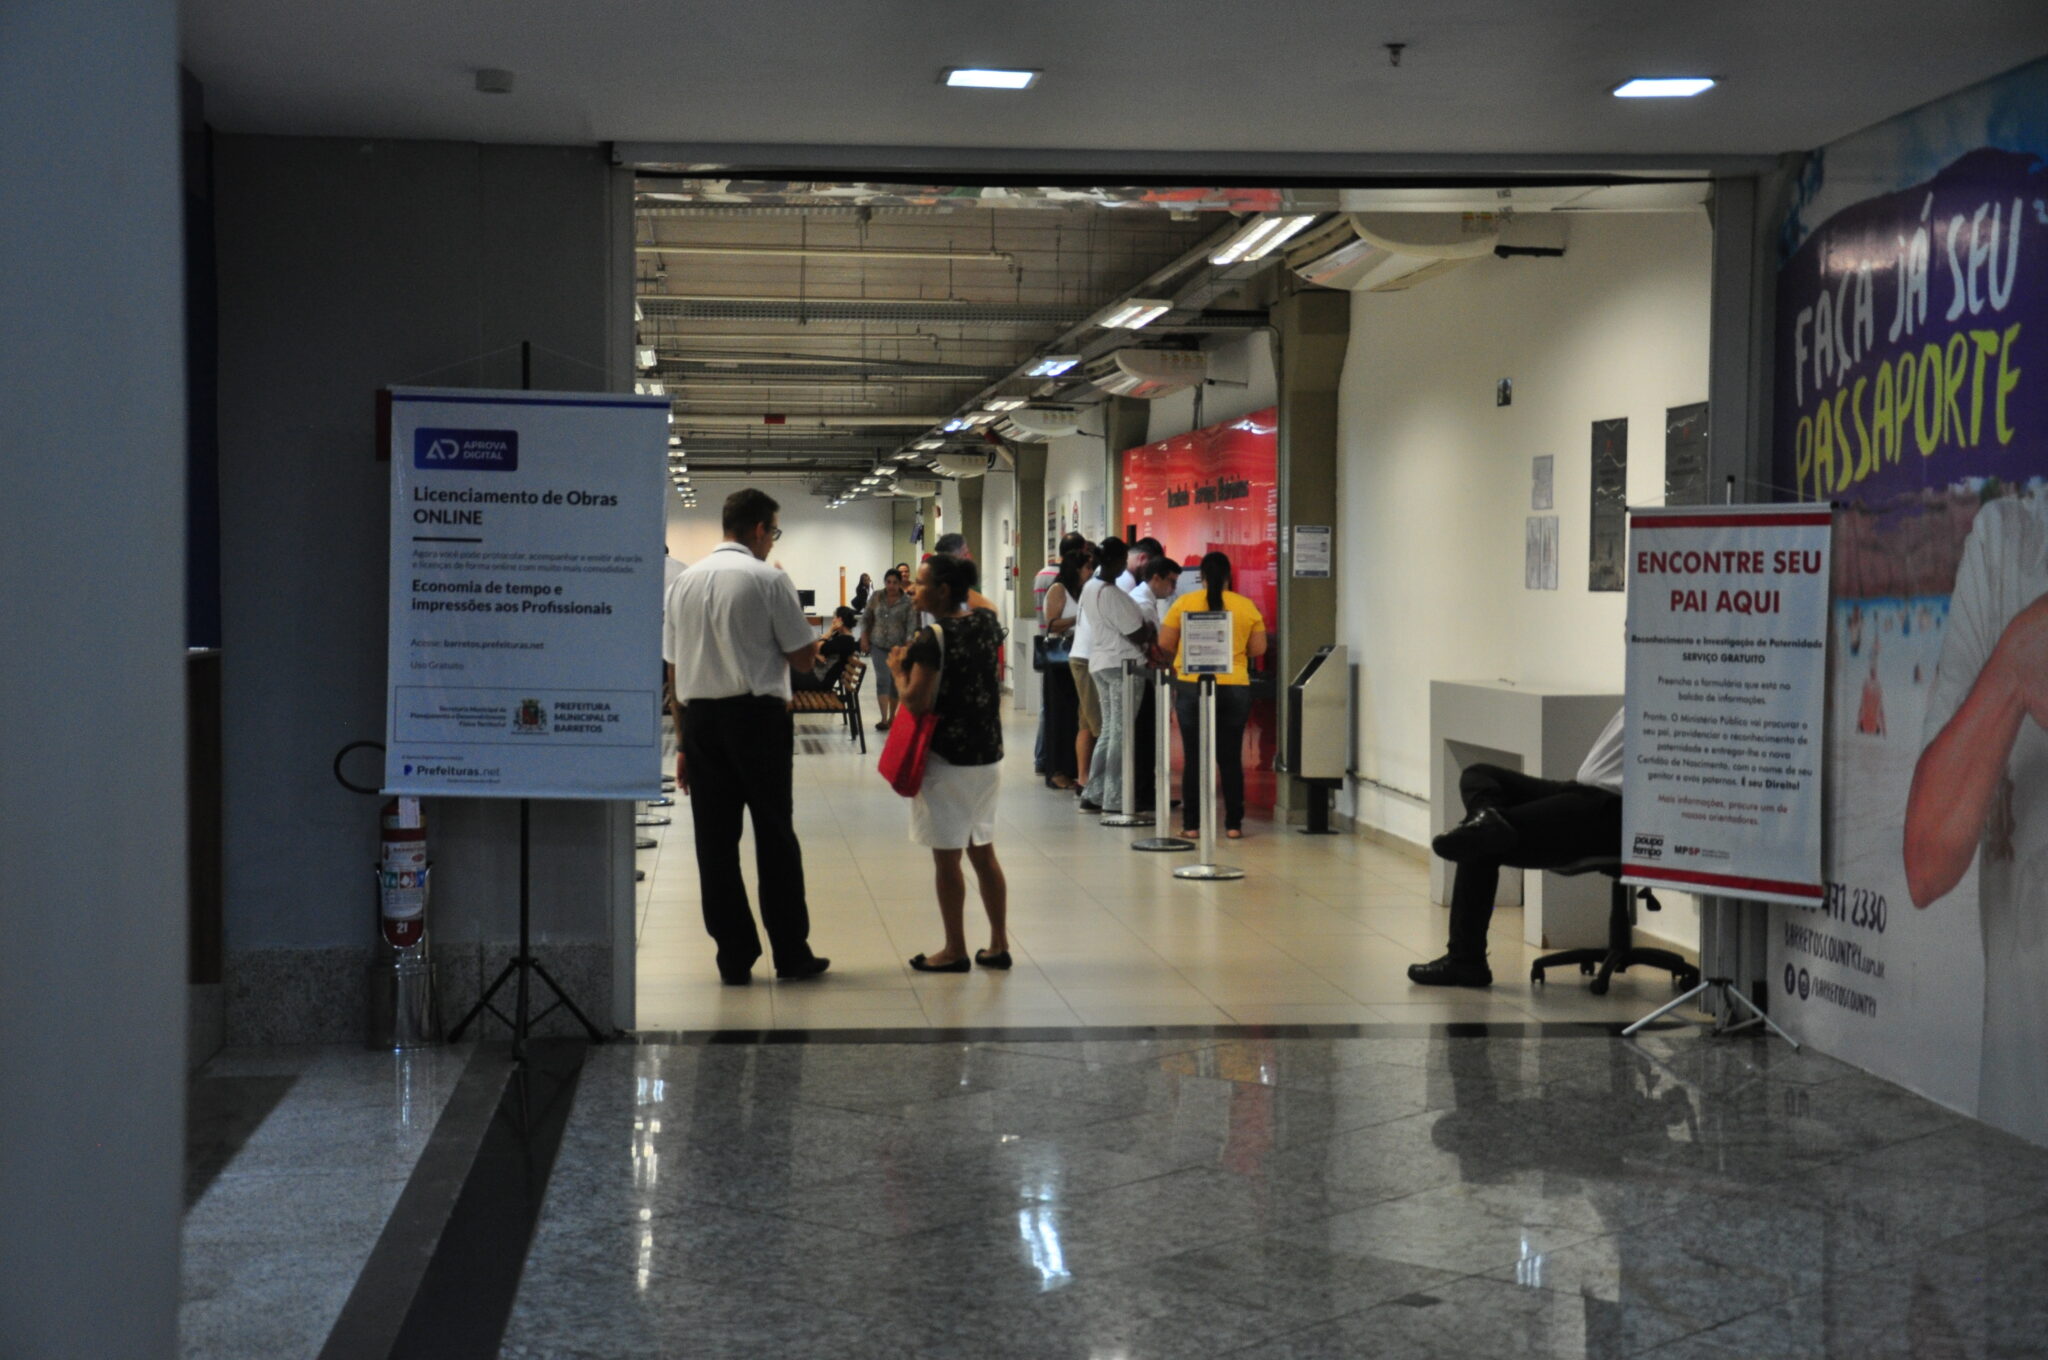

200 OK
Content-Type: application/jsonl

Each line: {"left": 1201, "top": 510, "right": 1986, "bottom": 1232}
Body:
{"left": 1181, "top": 611, "right": 1235, "bottom": 674}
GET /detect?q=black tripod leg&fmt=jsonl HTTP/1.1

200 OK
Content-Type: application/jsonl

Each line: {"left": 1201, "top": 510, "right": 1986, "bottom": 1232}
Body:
{"left": 530, "top": 961, "right": 609, "bottom": 1043}
{"left": 448, "top": 958, "right": 521, "bottom": 1042}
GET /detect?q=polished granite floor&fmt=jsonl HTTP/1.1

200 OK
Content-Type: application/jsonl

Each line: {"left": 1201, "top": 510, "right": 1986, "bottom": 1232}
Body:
{"left": 635, "top": 712, "right": 1704, "bottom": 1032}
{"left": 488, "top": 1029, "right": 2048, "bottom": 1359}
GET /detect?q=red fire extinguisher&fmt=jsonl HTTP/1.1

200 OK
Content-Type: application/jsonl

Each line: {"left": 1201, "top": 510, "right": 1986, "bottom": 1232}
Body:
{"left": 378, "top": 795, "right": 428, "bottom": 948}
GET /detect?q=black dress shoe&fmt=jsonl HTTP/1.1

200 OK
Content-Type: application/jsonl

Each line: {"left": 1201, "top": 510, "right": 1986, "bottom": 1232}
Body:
{"left": 1406, "top": 954, "right": 1493, "bottom": 988}
{"left": 974, "top": 949, "right": 1013, "bottom": 970}
{"left": 1078, "top": 800, "right": 1103, "bottom": 813}
{"left": 719, "top": 968, "right": 752, "bottom": 986}
{"left": 1430, "top": 807, "right": 1515, "bottom": 863}
{"left": 775, "top": 956, "right": 831, "bottom": 981}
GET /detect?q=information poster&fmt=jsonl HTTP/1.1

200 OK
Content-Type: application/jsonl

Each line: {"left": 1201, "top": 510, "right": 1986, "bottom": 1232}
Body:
{"left": 1621, "top": 504, "right": 1832, "bottom": 905}
{"left": 1293, "top": 525, "right": 1332, "bottom": 578}
{"left": 1181, "top": 612, "right": 1235, "bottom": 674}
{"left": 1524, "top": 516, "right": 1558, "bottom": 590}
{"left": 384, "top": 387, "right": 670, "bottom": 799}
{"left": 1663, "top": 402, "right": 1710, "bottom": 507}
{"left": 1588, "top": 418, "right": 1628, "bottom": 591}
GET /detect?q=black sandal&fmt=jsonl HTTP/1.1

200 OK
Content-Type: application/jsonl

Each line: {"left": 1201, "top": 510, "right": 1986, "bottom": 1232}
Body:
{"left": 974, "top": 950, "right": 1013, "bottom": 970}
{"left": 909, "top": 953, "right": 971, "bottom": 973}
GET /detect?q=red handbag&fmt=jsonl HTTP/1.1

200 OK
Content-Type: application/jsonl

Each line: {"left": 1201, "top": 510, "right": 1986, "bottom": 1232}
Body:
{"left": 877, "top": 624, "right": 943, "bottom": 796}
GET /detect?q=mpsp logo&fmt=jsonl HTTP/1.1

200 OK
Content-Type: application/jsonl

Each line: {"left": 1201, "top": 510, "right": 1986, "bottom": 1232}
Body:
{"left": 414, "top": 428, "right": 518, "bottom": 471}
{"left": 1632, "top": 833, "right": 1665, "bottom": 861}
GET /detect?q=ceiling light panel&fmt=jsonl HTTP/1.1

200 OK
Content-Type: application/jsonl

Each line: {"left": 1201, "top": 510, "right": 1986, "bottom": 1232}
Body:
{"left": 1210, "top": 214, "right": 1318, "bottom": 265}
{"left": 1026, "top": 356, "right": 1079, "bottom": 377}
{"left": 943, "top": 68, "right": 1039, "bottom": 90}
{"left": 1612, "top": 77, "right": 1717, "bottom": 98}
{"left": 1096, "top": 299, "right": 1172, "bottom": 330}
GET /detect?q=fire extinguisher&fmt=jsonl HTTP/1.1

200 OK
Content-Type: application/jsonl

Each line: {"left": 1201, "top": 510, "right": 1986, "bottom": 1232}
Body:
{"left": 336, "top": 740, "right": 429, "bottom": 949}
{"left": 378, "top": 796, "right": 428, "bottom": 948}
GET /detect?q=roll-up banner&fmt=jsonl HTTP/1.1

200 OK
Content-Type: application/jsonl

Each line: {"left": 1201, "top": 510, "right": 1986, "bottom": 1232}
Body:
{"left": 1621, "top": 505, "right": 1833, "bottom": 906}
{"left": 383, "top": 387, "right": 670, "bottom": 799}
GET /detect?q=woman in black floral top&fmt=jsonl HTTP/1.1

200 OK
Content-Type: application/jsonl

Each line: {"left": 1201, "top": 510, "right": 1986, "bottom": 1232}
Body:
{"left": 886, "top": 553, "right": 1011, "bottom": 973}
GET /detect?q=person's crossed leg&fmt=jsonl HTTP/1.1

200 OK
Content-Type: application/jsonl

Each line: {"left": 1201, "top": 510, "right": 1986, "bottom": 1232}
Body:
{"left": 1409, "top": 764, "right": 1623, "bottom": 988}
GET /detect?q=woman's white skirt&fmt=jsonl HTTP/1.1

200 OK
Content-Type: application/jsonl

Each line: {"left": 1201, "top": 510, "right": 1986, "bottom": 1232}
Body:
{"left": 909, "top": 753, "right": 1001, "bottom": 848}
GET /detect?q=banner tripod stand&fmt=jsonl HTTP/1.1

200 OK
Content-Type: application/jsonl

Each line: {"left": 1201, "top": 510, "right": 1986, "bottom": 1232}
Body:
{"left": 1622, "top": 974, "right": 1800, "bottom": 1048}
{"left": 449, "top": 797, "right": 608, "bottom": 1060}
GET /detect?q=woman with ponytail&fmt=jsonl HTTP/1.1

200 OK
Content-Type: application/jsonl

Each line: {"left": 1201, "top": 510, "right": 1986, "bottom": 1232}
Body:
{"left": 1156, "top": 551, "right": 1267, "bottom": 838}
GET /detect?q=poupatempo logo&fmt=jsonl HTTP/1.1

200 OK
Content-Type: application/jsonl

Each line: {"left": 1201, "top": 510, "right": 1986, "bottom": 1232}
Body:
{"left": 1632, "top": 832, "right": 1665, "bottom": 861}
{"left": 414, "top": 427, "right": 519, "bottom": 471}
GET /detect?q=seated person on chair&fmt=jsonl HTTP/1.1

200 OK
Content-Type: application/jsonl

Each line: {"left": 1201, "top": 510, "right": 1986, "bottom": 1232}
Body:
{"left": 792, "top": 607, "right": 860, "bottom": 693}
{"left": 1409, "top": 708, "right": 1626, "bottom": 988}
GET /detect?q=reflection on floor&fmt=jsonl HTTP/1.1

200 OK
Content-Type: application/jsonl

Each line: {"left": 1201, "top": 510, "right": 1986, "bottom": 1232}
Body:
{"left": 492, "top": 1029, "right": 2048, "bottom": 1359}
{"left": 637, "top": 713, "right": 1698, "bottom": 1032}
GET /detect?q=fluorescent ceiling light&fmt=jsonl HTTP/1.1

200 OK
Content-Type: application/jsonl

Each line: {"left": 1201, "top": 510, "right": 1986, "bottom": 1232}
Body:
{"left": 1210, "top": 214, "right": 1318, "bottom": 265}
{"left": 985, "top": 397, "right": 1026, "bottom": 411}
{"left": 636, "top": 346, "right": 658, "bottom": 370}
{"left": 634, "top": 380, "right": 665, "bottom": 395}
{"left": 914, "top": 438, "right": 944, "bottom": 450}
{"left": 966, "top": 411, "right": 998, "bottom": 426}
{"left": 941, "top": 417, "right": 972, "bottom": 432}
{"left": 1097, "top": 299, "right": 1172, "bottom": 330}
{"left": 1613, "top": 77, "right": 1716, "bottom": 98}
{"left": 944, "top": 67, "right": 1039, "bottom": 90}
{"left": 1026, "top": 355, "right": 1079, "bottom": 377}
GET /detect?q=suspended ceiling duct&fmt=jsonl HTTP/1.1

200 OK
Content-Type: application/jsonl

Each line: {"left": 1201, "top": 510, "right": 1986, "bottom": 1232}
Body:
{"left": 890, "top": 477, "right": 941, "bottom": 497}
{"left": 1082, "top": 348, "right": 1209, "bottom": 400}
{"left": 1284, "top": 213, "right": 1506, "bottom": 292}
{"left": 639, "top": 297, "right": 1090, "bottom": 326}
{"left": 930, "top": 449, "right": 997, "bottom": 478}
{"left": 994, "top": 405, "right": 1085, "bottom": 443}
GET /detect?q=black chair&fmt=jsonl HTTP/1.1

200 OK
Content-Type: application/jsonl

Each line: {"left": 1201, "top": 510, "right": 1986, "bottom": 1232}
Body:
{"left": 1530, "top": 857, "right": 1699, "bottom": 996}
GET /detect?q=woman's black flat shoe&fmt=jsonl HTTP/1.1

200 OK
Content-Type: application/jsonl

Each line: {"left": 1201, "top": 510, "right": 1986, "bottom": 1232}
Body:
{"left": 910, "top": 953, "right": 971, "bottom": 973}
{"left": 974, "top": 950, "right": 1013, "bottom": 970}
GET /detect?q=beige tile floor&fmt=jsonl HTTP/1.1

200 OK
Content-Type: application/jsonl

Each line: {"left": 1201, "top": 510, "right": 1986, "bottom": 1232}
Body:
{"left": 635, "top": 713, "right": 1702, "bottom": 1031}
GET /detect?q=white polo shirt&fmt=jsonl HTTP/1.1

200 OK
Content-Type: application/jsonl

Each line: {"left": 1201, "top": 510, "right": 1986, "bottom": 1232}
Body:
{"left": 666, "top": 541, "right": 814, "bottom": 702}
{"left": 1088, "top": 579, "right": 1149, "bottom": 675}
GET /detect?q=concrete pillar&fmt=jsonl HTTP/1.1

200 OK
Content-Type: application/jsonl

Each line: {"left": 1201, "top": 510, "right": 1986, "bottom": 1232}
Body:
{"left": 0, "top": 1, "right": 188, "bottom": 1355}
{"left": 1273, "top": 290, "right": 1352, "bottom": 819}
{"left": 1103, "top": 398, "right": 1150, "bottom": 539}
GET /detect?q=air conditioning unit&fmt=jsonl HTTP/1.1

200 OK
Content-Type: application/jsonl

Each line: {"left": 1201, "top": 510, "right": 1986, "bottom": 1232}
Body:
{"left": 890, "top": 477, "right": 940, "bottom": 498}
{"left": 993, "top": 404, "right": 1084, "bottom": 443}
{"left": 931, "top": 449, "right": 996, "bottom": 478}
{"left": 1082, "top": 348, "right": 1208, "bottom": 400}
{"left": 1285, "top": 212, "right": 1504, "bottom": 292}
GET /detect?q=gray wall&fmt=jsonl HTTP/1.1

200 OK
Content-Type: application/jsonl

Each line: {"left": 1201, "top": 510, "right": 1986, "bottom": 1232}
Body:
{"left": 0, "top": 1, "right": 188, "bottom": 1354}
{"left": 213, "top": 136, "right": 633, "bottom": 1041}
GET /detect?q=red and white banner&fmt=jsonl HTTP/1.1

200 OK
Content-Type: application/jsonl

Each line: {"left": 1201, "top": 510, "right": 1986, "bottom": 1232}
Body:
{"left": 1621, "top": 505, "right": 1833, "bottom": 905}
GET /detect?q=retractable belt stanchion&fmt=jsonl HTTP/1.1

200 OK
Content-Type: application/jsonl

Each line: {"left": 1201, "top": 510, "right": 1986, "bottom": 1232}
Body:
{"left": 1134, "top": 665, "right": 1194, "bottom": 853}
{"left": 1099, "top": 659, "right": 1155, "bottom": 829}
{"left": 1173, "top": 675, "right": 1243, "bottom": 882}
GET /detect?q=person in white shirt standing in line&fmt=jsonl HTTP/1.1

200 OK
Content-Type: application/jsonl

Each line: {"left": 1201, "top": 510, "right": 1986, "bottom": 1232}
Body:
{"left": 1125, "top": 553, "right": 1182, "bottom": 815}
{"left": 665, "top": 488, "right": 830, "bottom": 987}
{"left": 1083, "top": 538, "right": 1155, "bottom": 818}
{"left": 1409, "top": 708, "right": 1627, "bottom": 988}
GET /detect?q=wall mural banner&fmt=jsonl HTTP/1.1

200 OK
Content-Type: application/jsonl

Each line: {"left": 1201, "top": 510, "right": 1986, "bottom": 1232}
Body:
{"left": 1119, "top": 407, "right": 1280, "bottom": 656}
{"left": 1768, "top": 57, "right": 2048, "bottom": 1138}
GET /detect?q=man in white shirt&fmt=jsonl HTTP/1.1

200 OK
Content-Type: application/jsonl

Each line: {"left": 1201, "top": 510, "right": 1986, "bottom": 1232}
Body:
{"left": 1905, "top": 494, "right": 2048, "bottom": 1135}
{"left": 666, "top": 488, "right": 830, "bottom": 986}
{"left": 1114, "top": 537, "right": 1164, "bottom": 594}
{"left": 1084, "top": 538, "right": 1156, "bottom": 817}
{"left": 1124, "top": 556, "right": 1183, "bottom": 813}
{"left": 1410, "top": 708, "right": 1627, "bottom": 987}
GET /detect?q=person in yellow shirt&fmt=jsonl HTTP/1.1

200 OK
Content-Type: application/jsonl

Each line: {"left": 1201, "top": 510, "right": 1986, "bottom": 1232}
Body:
{"left": 1157, "top": 552, "right": 1267, "bottom": 838}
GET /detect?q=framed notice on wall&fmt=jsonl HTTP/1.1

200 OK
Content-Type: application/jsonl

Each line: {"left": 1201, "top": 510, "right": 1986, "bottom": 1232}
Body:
{"left": 1588, "top": 418, "right": 1628, "bottom": 591}
{"left": 382, "top": 387, "right": 669, "bottom": 799}
{"left": 1664, "top": 402, "right": 1710, "bottom": 507}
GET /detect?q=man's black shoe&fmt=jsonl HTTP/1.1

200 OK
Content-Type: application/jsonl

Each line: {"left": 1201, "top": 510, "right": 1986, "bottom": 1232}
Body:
{"left": 776, "top": 956, "right": 831, "bottom": 981}
{"left": 1406, "top": 954, "right": 1493, "bottom": 988}
{"left": 1431, "top": 807, "right": 1515, "bottom": 863}
{"left": 719, "top": 968, "right": 752, "bottom": 986}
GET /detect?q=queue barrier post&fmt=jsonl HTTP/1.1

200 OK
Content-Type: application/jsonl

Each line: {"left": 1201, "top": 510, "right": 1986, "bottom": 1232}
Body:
{"left": 1099, "top": 660, "right": 1155, "bottom": 829}
{"left": 1173, "top": 674, "right": 1243, "bottom": 882}
{"left": 1134, "top": 664, "right": 1194, "bottom": 853}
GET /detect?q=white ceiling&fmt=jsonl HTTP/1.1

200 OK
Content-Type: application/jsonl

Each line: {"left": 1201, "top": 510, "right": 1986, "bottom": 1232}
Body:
{"left": 182, "top": 0, "right": 2048, "bottom": 158}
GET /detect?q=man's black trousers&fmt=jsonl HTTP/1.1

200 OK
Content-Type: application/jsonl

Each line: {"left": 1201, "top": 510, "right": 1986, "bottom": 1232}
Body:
{"left": 682, "top": 697, "right": 815, "bottom": 975}
{"left": 1448, "top": 764, "right": 1622, "bottom": 962}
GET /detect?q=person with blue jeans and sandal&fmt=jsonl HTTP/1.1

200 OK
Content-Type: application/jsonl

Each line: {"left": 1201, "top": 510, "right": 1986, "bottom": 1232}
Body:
{"left": 887, "top": 554, "right": 1012, "bottom": 974}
